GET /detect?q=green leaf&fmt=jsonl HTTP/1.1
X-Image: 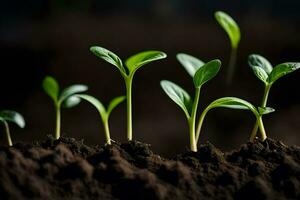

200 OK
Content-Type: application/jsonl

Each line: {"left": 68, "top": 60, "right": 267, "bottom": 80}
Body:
{"left": 75, "top": 94, "right": 107, "bottom": 121}
{"left": 176, "top": 53, "right": 205, "bottom": 77}
{"left": 215, "top": 11, "right": 241, "bottom": 49}
{"left": 61, "top": 96, "right": 82, "bottom": 108}
{"left": 0, "top": 110, "right": 25, "bottom": 128}
{"left": 206, "top": 97, "right": 259, "bottom": 116}
{"left": 251, "top": 66, "right": 269, "bottom": 84}
{"left": 59, "top": 84, "right": 88, "bottom": 103}
{"left": 160, "top": 80, "right": 192, "bottom": 118}
{"left": 90, "top": 46, "right": 126, "bottom": 75}
{"left": 193, "top": 59, "right": 221, "bottom": 88}
{"left": 107, "top": 96, "right": 126, "bottom": 117}
{"left": 248, "top": 54, "right": 273, "bottom": 74}
{"left": 268, "top": 63, "right": 300, "bottom": 84}
{"left": 258, "top": 107, "right": 275, "bottom": 115}
{"left": 125, "top": 51, "right": 167, "bottom": 74}
{"left": 43, "top": 76, "right": 59, "bottom": 103}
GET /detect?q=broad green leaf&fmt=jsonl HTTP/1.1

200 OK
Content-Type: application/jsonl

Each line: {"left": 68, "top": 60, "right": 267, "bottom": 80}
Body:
{"left": 76, "top": 94, "right": 107, "bottom": 121}
{"left": 125, "top": 51, "right": 167, "bottom": 74}
{"left": 90, "top": 46, "right": 126, "bottom": 75}
{"left": 215, "top": 11, "right": 241, "bottom": 48}
{"left": 206, "top": 97, "right": 258, "bottom": 116}
{"left": 193, "top": 59, "right": 221, "bottom": 88}
{"left": 252, "top": 66, "right": 269, "bottom": 84}
{"left": 160, "top": 80, "right": 192, "bottom": 118}
{"left": 43, "top": 76, "right": 59, "bottom": 103}
{"left": 59, "top": 84, "right": 88, "bottom": 103}
{"left": 258, "top": 107, "right": 275, "bottom": 115}
{"left": 248, "top": 54, "right": 273, "bottom": 74}
{"left": 107, "top": 96, "right": 126, "bottom": 117}
{"left": 0, "top": 110, "right": 25, "bottom": 128}
{"left": 268, "top": 63, "right": 300, "bottom": 84}
{"left": 176, "top": 53, "right": 205, "bottom": 77}
{"left": 62, "top": 96, "right": 82, "bottom": 108}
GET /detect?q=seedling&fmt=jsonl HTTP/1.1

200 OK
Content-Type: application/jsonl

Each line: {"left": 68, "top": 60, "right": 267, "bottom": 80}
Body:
{"left": 215, "top": 11, "right": 241, "bottom": 84}
{"left": 161, "top": 54, "right": 221, "bottom": 152}
{"left": 43, "top": 76, "right": 88, "bottom": 139}
{"left": 90, "top": 46, "right": 167, "bottom": 141}
{"left": 248, "top": 54, "right": 300, "bottom": 141}
{"left": 75, "top": 94, "right": 125, "bottom": 145}
{"left": 0, "top": 110, "right": 25, "bottom": 146}
{"left": 195, "top": 97, "right": 274, "bottom": 143}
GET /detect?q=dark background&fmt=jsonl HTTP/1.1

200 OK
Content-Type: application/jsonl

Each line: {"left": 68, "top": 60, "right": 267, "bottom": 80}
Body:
{"left": 1, "top": 0, "right": 300, "bottom": 157}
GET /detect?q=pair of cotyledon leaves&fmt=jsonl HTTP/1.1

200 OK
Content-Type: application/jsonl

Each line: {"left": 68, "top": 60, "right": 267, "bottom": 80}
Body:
{"left": 43, "top": 76, "right": 126, "bottom": 122}
{"left": 161, "top": 54, "right": 273, "bottom": 119}
{"left": 0, "top": 110, "right": 25, "bottom": 128}
{"left": 90, "top": 46, "right": 167, "bottom": 77}
{"left": 248, "top": 54, "right": 300, "bottom": 85}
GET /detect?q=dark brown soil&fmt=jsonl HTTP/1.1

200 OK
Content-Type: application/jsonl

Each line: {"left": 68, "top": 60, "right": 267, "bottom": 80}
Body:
{"left": 0, "top": 136, "right": 299, "bottom": 200}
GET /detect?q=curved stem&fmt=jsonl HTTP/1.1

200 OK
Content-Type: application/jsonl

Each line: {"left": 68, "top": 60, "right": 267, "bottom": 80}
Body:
{"left": 103, "top": 119, "right": 111, "bottom": 145}
{"left": 196, "top": 108, "right": 209, "bottom": 144}
{"left": 55, "top": 105, "right": 61, "bottom": 139}
{"left": 188, "top": 87, "right": 201, "bottom": 152}
{"left": 250, "top": 84, "right": 271, "bottom": 141}
{"left": 257, "top": 116, "right": 267, "bottom": 141}
{"left": 226, "top": 47, "right": 237, "bottom": 85}
{"left": 4, "top": 121, "right": 12, "bottom": 146}
{"left": 125, "top": 76, "right": 133, "bottom": 141}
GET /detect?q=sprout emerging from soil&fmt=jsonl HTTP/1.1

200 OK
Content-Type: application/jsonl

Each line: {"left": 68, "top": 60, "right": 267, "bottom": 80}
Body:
{"left": 75, "top": 94, "right": 125, "bottom": 145}
{"left": 248, "top": 54, "right": 300, "bottom": 141}
{"left": 195, "top": 97, "right": 274, "bottom": 143}
{"left": 161, "top": 54, "right": 221, "bottom": 152}
{"left": 90, "top": 46, "right": 167, "bottom": 141}
{"left": 215, "top": 11, "right": 241, "bottom": 85}
{"left": 43, "top": 76, "right": 88, "bottom": 139}
{"left": 0, "top": 110, "right": 25, "bottom": 146}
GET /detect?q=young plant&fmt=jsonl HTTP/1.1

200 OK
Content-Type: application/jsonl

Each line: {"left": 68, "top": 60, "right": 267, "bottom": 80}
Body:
{"left": 248, "top": 54, "right": 300, "bottom": 141}
{"left": 215, "top": 11, "right": 241, "bottom": 85}
{"left": 161, "top": 54, "right": 221, "bottom": 152}
{"left": 43, "top": 76, "right": 88, "bottom": 139}
{"left": 0, "top": 110, "right": 25, "bottom": 146}
{"left": 195, "top": 97, "right": 274, "bottom": 143}
{"left": 90, "top": 46, "right": 167, "bottom": 141}
{"left": 75, "top": 94, "right": 125, "bottom": 145}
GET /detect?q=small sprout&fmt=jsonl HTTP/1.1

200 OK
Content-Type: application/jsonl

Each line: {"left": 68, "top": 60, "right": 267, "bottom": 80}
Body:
{"left": 0, "top": 110, "right": 25, "bottom": 146}
{"left": 75, "top": 94, "right": 125, "bottom": 145}
{"left": 215, "top": 11, "right": 241, "bottom": 84}
{"left": 161, "top": 55, "right": 221, "bottom": 152}
{"left": 43, "top": 76, "right": 88, "bottom": 139}
{"left": 195, "top": 97, "right": 274, "bottom": 143}
{"left": 90, "top": 46, "right": 167, "bottom": 141}
{"left": 248, "top": 54, "right": 300, "bottom": 140}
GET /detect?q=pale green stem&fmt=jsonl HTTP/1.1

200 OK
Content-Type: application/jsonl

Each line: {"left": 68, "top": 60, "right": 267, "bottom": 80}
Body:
{"left": 55, "top": 104, "right": 61, "bottom": 140}
{"left": 226, "top": 47, "right": 237, "bottom": 85}
{"left": 103, "top": 119, "right": 111, "bottom": 145}
{"left": 188, "top": 87, "right": 201, "bottom": 152}
{"left": 196, "top": 107, "right": 209, "bottom": 144}
{"left": 4, "top": 121, "right": 13, "bottom": 146}
{"left": 250, "top": 84, "right": 271, "bottom": 141}
{"left": 125, "top": 76, "right": 133, "bottom": 141}
{"left": 257, "top": 116, "right": 267, "bottom": 141}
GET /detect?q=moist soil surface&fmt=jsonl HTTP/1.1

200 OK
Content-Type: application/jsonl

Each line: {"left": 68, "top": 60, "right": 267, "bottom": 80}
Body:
{"left": 0, "top": 136, "right": 299, "bottom": 200}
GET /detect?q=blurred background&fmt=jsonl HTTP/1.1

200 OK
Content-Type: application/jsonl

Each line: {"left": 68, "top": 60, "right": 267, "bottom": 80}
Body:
{"left": 1, "top": 0, "right": 300, "bottom": 156}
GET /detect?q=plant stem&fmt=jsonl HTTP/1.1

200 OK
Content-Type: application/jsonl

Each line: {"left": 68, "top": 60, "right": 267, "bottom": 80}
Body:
{"left": 125, "top": 76, "right": 133, "bottom": 141}
{"left": 103, "top": 120, "right": 111, "bottom": 145}
{"left": 196, "top": 107, "right": 208, "bottom": 144}
{"left": 250, "top": 84, "right": 271, "bottom": 141}
{"left": 257, "top": 116, "right": 267, "bottom": 141}
{"left": 4, "top": 121, "right": 12, "bottom": 146}
{"left": 226, "top": 47, "right": 237, "bottom": 85}
{"left": 55, "top": 105, "right": 61, "bottom": 140}
{"left": 188, "top": 87, "right": 201, "bottom": 152}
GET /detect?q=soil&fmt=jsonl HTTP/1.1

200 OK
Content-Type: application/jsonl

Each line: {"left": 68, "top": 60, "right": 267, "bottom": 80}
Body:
{"left": 0, "top": 136, "right": 299, "bottom": 200}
